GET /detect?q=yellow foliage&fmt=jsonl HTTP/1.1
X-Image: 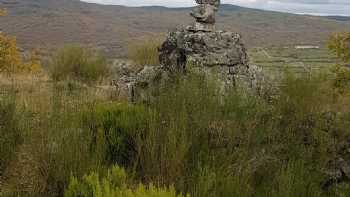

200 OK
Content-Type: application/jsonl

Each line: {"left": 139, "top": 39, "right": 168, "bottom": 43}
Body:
{"left": 65, "top": 165, "right": 190, "bottom": 197}
{"left": 24, "top": 49, "right": 42, "bottom": 73}
{"left": 0, "top": 34, "right": 23, "bottom": 73}
{"left": 328, "top": 32, "right": 350, "bottom": 63}
{"left": 0, "top": 34, "right": 41, "bottom": 74}
{"left": 328, "top": 33, "right": 350, "bottom": 95}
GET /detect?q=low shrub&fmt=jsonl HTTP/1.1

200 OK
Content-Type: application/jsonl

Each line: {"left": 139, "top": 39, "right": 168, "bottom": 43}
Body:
{"left": 65, "top": 165, "right": 189, "bottom": 197}
{"left": 81, "top": 103, "right": 148, "bottom": 167}
{"left": 331, "top": 65, "right": 350, "bottom": 94}
{"left": 328, "top": 32, "right": 350, "bottom": 63}
{"left": 49, "top": 45, "right": 109, "bottom": 84}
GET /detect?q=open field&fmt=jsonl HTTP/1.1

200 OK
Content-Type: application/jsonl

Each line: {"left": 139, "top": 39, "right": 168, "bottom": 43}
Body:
{"left": 249, "top": 47, "right": 338, "bottom": 81}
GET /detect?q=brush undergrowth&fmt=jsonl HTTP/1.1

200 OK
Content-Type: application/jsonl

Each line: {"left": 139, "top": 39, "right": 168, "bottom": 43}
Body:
{"left": 49, "top": 45, "right": 109, "bottom": 84}
{"left": 1, "top": 70, "right": 350, "bottom": 197}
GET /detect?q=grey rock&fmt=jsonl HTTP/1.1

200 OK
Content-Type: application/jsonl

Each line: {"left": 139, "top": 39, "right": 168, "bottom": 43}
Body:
{"left": 189, "top": 0, "right": 220, "bottom": 32}
{"left": 113, "top": 0, "right": 264, "bottom": 102}
{"left": 159, "top": 28, "right": 263, "bottom": 94}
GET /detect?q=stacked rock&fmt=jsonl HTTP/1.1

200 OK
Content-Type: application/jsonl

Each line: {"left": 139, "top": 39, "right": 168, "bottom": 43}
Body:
{"left": 113, "top": 0, "right": 263, "bottom": 102}
{"left": 188, "top": 0, "right": 220, "bottom": 32}
{"left": 158, "top": 0, "right": 263, "bottom": 92}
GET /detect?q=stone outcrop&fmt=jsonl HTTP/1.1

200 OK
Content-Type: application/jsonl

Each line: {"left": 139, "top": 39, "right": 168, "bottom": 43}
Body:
{"left": 157, "top": 0, "right": 263, "bottom": 93}
{"left": 113, "top": 0, "right": 264, "bottom": 101}
{"left": 159, "top": 30, "right": 248, "bottom": 71}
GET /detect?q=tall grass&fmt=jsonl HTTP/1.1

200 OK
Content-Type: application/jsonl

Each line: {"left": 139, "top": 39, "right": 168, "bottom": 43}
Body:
{"left": 1, "top": 70, "right": 349, "bottom": 196}
{"left": 128, "top": 38, "right": 162, "bottom": 66}
{"left": 0, "top": 92, "right": 22, "bottom": 176}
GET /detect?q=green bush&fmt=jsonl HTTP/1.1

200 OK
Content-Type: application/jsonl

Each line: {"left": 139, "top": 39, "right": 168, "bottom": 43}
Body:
{"left": 130, "top": 73, "right": 346, "bottom": 196}
{"left": 81, "top": 103, "right": 148, "bottom": 167}
{"left": 49, "top": 45, "right": 109, "bottom": 84}
{"left": 331, "top": 65, "right": 350, "bottom": 94}
{"left": 65, "top": 165, "right": 189, "bottom": 197}
{"left": 27, "top": 86, "right": 108, "bottom": 196}
{"left": 128, "top": 38, "right": 161, "bottom": 66}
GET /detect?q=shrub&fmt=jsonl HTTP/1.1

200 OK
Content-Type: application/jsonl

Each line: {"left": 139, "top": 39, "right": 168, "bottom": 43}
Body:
{"left": 65, "top": 165, "right": 189, "bottom": 197}
{"left": 49, "top": 45, "right": 109, "bottom": 84}
{"left": 2, "top": 69, "right": 350, "bottom": 197}
{"left": 24, "top": 49, "right": 42, "bottom": 74}
{"left": 128, "top": 37, "right": 162, "bottom": 66}
{"left": 331, "top": 65, "right": 350, "bottom": 94}
{"left": 0, "top": 34, "right": 42, "bottom": 74}
{"left": 81, "top": 103, "right": 148, "bottom": 167}
{"left": 328, "top": 33, "right": 350, "bottom": 94}
{"left": 328, "top": 32, "right": 350, "bottom": 63}
{"left": 0, "top": 34, "right": 23, "bottom": 73}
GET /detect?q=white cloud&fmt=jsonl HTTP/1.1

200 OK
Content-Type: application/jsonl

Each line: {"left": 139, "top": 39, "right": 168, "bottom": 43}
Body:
{"left": 81, "top": 0, "right": 350, "bottom": 16}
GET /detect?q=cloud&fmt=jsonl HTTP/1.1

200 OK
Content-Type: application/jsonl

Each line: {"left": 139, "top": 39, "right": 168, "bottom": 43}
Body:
{"left": 81, "top": 0, "right": 350, "bottom": 16}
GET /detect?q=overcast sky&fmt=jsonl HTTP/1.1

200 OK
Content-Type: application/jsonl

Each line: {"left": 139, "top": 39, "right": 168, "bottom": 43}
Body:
{"left": 81, "top": 0, "right": 350, "bottom": 16}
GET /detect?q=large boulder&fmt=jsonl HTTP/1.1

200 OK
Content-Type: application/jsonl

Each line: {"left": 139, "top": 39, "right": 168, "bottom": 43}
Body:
{"left": 158, "top": 29, "right": 262, "bottom": 93}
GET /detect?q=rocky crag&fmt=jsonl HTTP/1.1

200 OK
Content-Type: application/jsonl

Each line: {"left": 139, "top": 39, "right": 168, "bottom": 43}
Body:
{"left": 115, "top": 0, "right": 263, "bottom": 101}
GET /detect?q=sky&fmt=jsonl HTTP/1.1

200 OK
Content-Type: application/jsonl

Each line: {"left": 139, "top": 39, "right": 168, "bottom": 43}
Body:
{"left": 81, "top": 0, "right": 350, "bottom": 16}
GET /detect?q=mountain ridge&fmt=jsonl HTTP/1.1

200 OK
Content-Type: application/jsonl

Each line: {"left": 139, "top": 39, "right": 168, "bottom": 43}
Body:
{"left": 0, "top": 0, "right": 349, "bottom": 57}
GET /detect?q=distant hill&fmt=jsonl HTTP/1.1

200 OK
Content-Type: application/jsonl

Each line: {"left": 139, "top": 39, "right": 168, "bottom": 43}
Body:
{"left": 325, "top": 15, "right": 350, "bottom": 22}
{"left": 0, "top": 0, "right": 349, "bottom": 58}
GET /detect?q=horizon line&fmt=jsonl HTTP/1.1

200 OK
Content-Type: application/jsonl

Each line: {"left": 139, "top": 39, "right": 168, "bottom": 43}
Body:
{"left": 79, "top": 1, "right": 350, "bottom": 17}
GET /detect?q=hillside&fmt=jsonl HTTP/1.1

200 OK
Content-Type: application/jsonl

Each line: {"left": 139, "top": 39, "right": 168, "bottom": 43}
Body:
{"left": 0, "top": 0, "right": 349, "bottom": 57}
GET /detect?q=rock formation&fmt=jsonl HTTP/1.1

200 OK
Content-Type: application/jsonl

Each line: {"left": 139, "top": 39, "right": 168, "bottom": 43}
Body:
{"left": 188, "top": 0, "right": 220, "bottom": 32}
{"left": 158, "top": 0, "right": 262, "bottom": 92}
{"left": 114, "top": 0, "right": 263, "bottom": 101}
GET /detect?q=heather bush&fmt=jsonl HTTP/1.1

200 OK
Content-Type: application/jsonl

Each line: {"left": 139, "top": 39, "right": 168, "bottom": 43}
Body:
{"left": 49, "top": 45, "right": 109, "bottom": 84}
{"left": 81, "top": 103, "right": 148, "bottom": 167}
{"left": 65, "top": 165, "right": 189, "bottom": 197}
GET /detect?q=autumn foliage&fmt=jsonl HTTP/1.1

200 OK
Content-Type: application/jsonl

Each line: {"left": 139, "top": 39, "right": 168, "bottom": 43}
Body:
{"left": 328, "top": 32, "right": 350, "bottom": 94}
{"left": 0, "top": 34, "right": 23, "bottom": 73}
{"left": 328, "top": 32, "right": 350, "bottom": 63}
{"left": 0, "top": 33, "right": 41, "bottom": 74}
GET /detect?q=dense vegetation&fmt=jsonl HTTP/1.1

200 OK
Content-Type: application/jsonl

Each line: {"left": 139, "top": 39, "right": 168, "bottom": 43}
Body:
{"left": 49, "top": 45, "right": 109, "bottom": 84}
{"left": 1, "top": 67, "right": 350, "bottom": 196}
